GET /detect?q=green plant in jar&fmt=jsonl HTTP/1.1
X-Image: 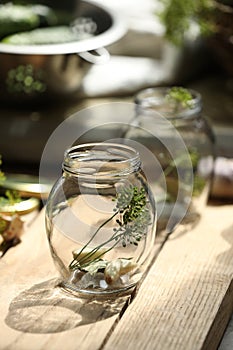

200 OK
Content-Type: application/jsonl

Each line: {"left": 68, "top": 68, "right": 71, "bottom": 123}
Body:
{"left": 165, "top": 87, "right": 205, "bottom": 193}
{"left": 45, "top": 143, "right": 156, "bottom": 296}
{"left": 69, "top": 185, "right": 151, "bottom": 284}
{"left": 163, "top": 87, "right": 209, "bottom": 199}
{"left": 133, "top": 86, "right": 215, "bottom": 231}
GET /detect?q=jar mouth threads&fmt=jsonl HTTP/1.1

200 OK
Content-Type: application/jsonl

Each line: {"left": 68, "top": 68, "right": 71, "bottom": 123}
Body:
{"left": 135, "top": 87, "right": 202, "bottom": 120}
{"left": 63, "top": 143, "right": 141, "bottom": 178}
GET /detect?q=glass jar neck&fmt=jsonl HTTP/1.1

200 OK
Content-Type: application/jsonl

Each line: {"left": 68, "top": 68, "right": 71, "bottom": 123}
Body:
{"left": 135, "top": 87, "right": 202, "bottom": 121}
{"left": 63, "top": 143, "right": 141, "bottom": 179}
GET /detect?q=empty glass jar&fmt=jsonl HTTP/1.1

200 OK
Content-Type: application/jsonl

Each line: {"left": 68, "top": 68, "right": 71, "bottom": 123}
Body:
{"left": 45, "top": 143, "right": 156, "bottom": 297}
{"left": 125, "top": 87, "right": 215, "bottom": 232}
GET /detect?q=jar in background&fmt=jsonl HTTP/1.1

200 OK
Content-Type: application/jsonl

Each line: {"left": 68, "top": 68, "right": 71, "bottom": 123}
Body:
{"left": 45, "top": 143, "right": 156, "bottom": 297}
{"left": 126, "top": 87, "right": 215, "bottom": 232}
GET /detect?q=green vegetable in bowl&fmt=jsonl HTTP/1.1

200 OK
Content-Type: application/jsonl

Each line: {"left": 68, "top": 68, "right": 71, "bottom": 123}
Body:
{"left": 0, "top": 2, "right": 62, "bottom": 39}
{"left": 2, "top": 26, "right": 93, "bottom": 45}
{"left": 0, "top": 3, "right": 40, "bottom": 39}
{"left": 28, "top": 4, "right": 58, "bottom": 27}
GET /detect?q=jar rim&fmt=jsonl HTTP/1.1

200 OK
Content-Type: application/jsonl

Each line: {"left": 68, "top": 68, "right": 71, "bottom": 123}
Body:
{"left": 63, "top": 142, "right": 141, "bottom": 177}
{"left": 135, "top": 87, "right": 202, "bottom": 120}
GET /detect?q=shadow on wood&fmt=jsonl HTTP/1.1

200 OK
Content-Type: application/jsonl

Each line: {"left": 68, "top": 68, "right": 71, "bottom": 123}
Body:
{"left": 5, "top": 278, "right": 129, "bottom": 334}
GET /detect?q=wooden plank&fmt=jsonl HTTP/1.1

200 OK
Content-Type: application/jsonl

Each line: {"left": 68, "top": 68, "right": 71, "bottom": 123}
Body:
{"left": 103, "top": 205, "right": 233, "bottom": 350}
{"left": 1, "top": 205, "right": 233, "bottom": 350}
{"left": 0, "top": 209, "right": 163, "bottom": 350}
{"left": 0, "top": 209, "right": 129, "bottom": 350}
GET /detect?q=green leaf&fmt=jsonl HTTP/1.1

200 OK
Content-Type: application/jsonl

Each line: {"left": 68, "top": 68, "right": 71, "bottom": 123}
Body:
{"left": 166, "top": 87, "right": 193, "bottom": 108}
{"left": 158, "top": 0, "right": 215, "bottom": 46}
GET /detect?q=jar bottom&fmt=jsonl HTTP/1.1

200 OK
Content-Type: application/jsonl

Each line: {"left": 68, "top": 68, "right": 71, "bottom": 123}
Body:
{"left": 57, "top": 256, "right": 144, "bottom": 298}
{"left": 59, "top": 280, "right": 137, "bottom": 299}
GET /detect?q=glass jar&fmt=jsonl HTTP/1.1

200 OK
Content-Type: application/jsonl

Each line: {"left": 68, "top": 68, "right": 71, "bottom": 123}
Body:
{"left": 45, "top": 143, "right": 156, "bottom": 297}
{"left": 126, "top": 87, "right": 215, "bottom": 232}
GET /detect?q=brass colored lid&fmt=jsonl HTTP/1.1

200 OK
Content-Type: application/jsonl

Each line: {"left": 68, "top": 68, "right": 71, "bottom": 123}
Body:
{"left": 2, "top": 174, "right": 52, "bottom": 199}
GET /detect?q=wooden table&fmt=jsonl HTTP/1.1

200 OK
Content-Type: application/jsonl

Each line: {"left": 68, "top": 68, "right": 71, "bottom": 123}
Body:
{"left": 0, "top": 203, "right": 233, "bottom": 350}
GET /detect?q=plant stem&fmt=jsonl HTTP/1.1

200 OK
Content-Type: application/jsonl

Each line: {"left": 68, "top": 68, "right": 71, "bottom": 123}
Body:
{"left": 69, "top": 211, "right": 120, "bottom": 268}
{"left": 69, "top": 228, "right": 124, "bottom": 270}
{"left": 163, "top": 152, "right": 190, "bottom": 178}
{"left": 76, "top": 211, "right": 118, "bottom": 259}
{"left": 69, "top": 185, "right": 150, "bottom": 272}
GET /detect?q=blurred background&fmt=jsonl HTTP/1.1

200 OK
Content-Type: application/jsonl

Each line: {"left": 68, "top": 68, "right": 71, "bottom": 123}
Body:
{"left": 0, "top": 0, "right": 232, "bottom": 175}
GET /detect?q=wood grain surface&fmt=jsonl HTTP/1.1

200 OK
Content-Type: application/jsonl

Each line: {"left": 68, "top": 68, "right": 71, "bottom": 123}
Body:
{"left": 103, "top": 205, "right": 233, "bottom": 350}
{"left": 0, "top": 209, "right": 160, "bottom": 350}
{"left": 0, "top": 205, "right": 232, "bottom": 350}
